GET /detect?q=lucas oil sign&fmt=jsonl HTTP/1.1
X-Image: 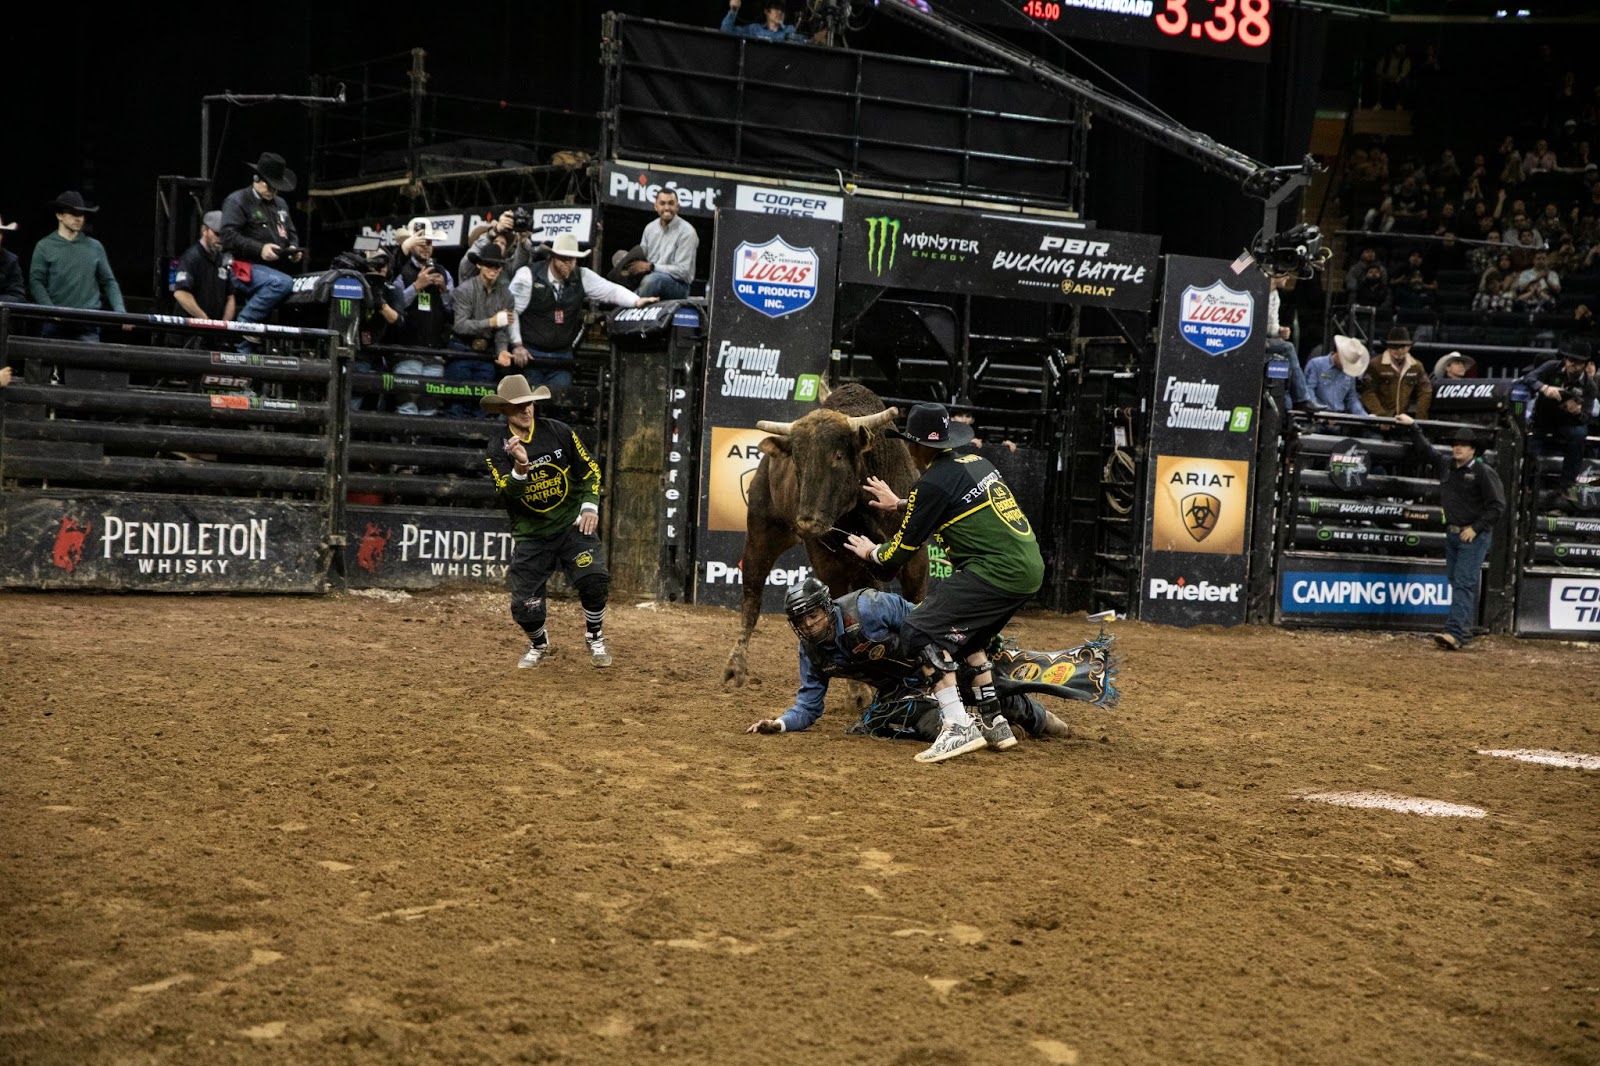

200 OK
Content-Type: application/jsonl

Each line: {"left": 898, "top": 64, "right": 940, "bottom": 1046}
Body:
{"left": 1178, "top": 281, "right": 1254, "bottom": 355}
{"left": 732, "top": 237, "right": 819, "bottom": 319}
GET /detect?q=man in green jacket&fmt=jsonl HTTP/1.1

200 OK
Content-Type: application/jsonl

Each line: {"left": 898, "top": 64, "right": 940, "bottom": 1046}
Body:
{"left": 28, "top": 191, "right": 125, "bottom": 342}
{"left": 482, "top": 375, "right": 612, "bottom": 669}
{"left": 846, "top": 403, "right": 1046, "bottom": 764}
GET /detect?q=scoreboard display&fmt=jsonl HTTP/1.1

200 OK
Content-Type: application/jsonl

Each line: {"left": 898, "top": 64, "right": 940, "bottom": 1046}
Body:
{"left": 940, "top": 0, "right": 1274, "bottom": 63}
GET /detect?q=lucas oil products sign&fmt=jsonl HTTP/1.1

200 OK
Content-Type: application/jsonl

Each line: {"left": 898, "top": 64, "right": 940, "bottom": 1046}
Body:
{"left": 1, "top": 492, "right": 326, "bottom": 591}
{"left": 697, "top": 210, "right": 838, "bottom": 611}
{"left": 1139, "top": 255, "right": 1268, "bottom": 627}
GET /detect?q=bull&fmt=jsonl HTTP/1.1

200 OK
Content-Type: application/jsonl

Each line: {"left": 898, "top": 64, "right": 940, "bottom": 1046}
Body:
{"left": 723, "top": 382, "right": 927, "bottom": 687}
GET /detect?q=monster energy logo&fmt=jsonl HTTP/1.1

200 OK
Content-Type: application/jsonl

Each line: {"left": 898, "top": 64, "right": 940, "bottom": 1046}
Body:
{"left": 864, "top": 216, "right": 900, "bottom": 277}
{"left": 338, "top": 298, "right": 354, "bottom": 316}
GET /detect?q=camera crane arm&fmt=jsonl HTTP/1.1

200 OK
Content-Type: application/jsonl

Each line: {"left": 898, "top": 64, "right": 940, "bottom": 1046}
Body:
{"left": 873, "top": 0, "right": 1322, "bottom": 270}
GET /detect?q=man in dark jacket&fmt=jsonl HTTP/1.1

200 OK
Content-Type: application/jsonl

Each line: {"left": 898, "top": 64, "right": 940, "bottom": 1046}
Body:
{"left": 219, "top": 152, "right": 302, "bottom": 332}
{"left": 1519, "top": 340, "right": 1597, "bottom": 504}
{"left": 481, "top": 375, "right": 612, "bottom": 669}
{"left": 1396, "top": 415, "right": 1505, "bottom": 651}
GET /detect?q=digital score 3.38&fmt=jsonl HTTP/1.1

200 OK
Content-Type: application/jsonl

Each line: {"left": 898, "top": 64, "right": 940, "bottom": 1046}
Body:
{"left": 1011, "top": 0, "right": 1273, "bottom": 63}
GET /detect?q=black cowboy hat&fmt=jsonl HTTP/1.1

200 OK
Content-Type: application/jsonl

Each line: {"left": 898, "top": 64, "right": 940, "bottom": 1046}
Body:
{"left": 1558, "top": 337, "right": 1591, "bottom": 363}
{"left": 1449, "top": 428, "right": 1484, "bottom": 450}
{"left": 468, "top": 243, "right": 508, "bottom": 268}
{"left": 247, "top": 152, "right": 298, "bottom": 193}
{"left": 1385, "top": 324, "right": 1413, "bottom": 346}
{"left": 51, "top": 191, "right": 99, "bottom": 214}
{"left": 886, "top": 402, "right": 974, "bottom": 450}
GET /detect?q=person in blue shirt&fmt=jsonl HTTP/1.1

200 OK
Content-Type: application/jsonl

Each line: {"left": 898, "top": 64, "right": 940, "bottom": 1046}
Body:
{"left": 721, "top": 0, "right": 811, "bottom": 43}
{"left": 1304, "top": 334, "right": 1372, "bottom": 416}
{"left": 746, "top": 578, "right": 1115, "bottom": 744}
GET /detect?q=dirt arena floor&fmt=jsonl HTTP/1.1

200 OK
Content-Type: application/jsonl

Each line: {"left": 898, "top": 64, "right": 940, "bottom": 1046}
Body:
{"left": 2, "top": 589, "right": 1597, "bottom": 1066}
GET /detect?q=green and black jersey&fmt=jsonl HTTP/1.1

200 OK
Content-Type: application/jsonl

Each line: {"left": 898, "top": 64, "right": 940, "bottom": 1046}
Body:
{"left": 874, "top": 451, "right": 1044, "bottom": 595}
{"left": 483, "top": 416, "right": 601, "bottom": 540}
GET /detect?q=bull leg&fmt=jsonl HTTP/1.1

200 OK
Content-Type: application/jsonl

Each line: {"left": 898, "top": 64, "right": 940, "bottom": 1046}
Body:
{"left": 898, "top": 547, "right": 929, "bottom": 604}
{"left": 723, "top": 521, "right": 798, "bottom": 688}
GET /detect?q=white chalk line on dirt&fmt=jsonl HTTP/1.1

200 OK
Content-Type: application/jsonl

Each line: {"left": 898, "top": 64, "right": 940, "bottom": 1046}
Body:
{"left": 1297, "top": 790, "right": 1487, "bottom": 818}
{"left": 1475, "top": 749, "right": 1600, "bottom": 770}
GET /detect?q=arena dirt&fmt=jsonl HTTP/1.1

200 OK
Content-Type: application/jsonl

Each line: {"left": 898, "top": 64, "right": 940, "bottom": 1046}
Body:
{"left": 1, "top": 590, "right": 1596, "bottom": 1065}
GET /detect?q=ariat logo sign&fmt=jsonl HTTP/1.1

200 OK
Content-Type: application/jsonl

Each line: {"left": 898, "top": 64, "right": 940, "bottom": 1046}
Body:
{"left": 1178, "top": 281, "right": 1254, "bottom": 355}
{"left": 1147, "top": 576, "right": 1241, "bottom": 602}
{"left": 1151, "top": 455, "right": 1249, "bottom": 555}
{"left": 864, "top": 216, "right": 901, "bottom": 277}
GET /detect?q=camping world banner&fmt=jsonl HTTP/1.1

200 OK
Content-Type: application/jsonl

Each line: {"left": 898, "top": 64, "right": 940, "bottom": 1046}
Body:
{"left": 697, "top": 210, "right": 839, "bottom": 611}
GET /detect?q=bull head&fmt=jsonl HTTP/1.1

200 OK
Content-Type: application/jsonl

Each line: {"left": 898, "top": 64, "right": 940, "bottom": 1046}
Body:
{"left": 756, "top": 407, "right": 899, "bottom": 538}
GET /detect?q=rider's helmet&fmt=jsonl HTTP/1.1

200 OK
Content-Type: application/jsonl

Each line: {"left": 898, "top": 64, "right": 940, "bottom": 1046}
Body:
{"left": 784, "top": 576, "right": 834, "bottom": 645}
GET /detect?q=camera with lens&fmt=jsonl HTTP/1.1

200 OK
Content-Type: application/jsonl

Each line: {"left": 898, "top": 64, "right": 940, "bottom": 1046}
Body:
{"left": 511, "top": 207, "right": 535, "bottom": 234}
{"left": 1555, "top": 386, "right": 1580, "bottom": 403}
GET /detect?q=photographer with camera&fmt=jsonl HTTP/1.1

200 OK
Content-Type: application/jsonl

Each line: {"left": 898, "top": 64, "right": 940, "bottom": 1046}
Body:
{"left": 460, "top": 207, "right": 541, "bottom": 282}
{"left": 390, "top": 218, "right": 456, "bottom": 415}
{"left": 219, "top": 152, "right": 304, "bottom": 350}
{"left": 331, "top": 247, "right": 405, "bottom": 410}
{"left": 1520, "top": 339, "right": 1597, "bottom": 508}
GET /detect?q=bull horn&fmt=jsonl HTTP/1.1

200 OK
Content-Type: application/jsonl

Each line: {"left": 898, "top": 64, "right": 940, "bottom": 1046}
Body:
{"left": 846, "top": 407, "right": 899, "bottom": 432}
{"left": 755, "top": 419, "right": 795, "bottom": 435}
{"left": 816, "top": 379, "right": 832, "bottom": 403}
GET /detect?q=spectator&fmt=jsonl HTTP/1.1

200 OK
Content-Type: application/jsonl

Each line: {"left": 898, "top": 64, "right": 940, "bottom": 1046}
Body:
{"left": 1428, "top": 148, "right": 1462, "bottom": 198}
{"left": 1345, "top": 246, "right": 1386, "bottom": 292}
{"left": 634, "top": 188, "right": 698, "bottom": 300}
{"left": 390, "top": 218, "right": 456, "bottom": 416}
{"left": 28, "top": 191, "right": 126, "bottom": 342}
{"left": 1514, "top": 250, "right": 1561, "bottom": 312}
{"left": 1394, "top": 415, "right": 1504, "bottom": 653}
{"left": 1473, "top": 252, "right": 1516, "bottom": 312}
{"left": 447, "top": 244, "right": 517, "bottom": 418}
{"left": 1509, "top": 228, "right": 1541, "bottom": 272}
{"left": 170, "top": 211, "right": 235, "bottom": 323}
{"left": 1520, "top": 340, "right": 1597, "bottom": 506}
{"left": 1432, "top": 351, "right": 1475, "bottom": 382}
{"left": 1305, "top": 334, "right": 1371, "bottom": 416}
{"left": 507, "top": 234, "right": 656, "bottom": 390}
{"left": 1550, "top": 233, "right": 1581, "bottom": 275}
{"left": 1497, "top": 139, "right": 1525, "bottom": 197}
{"left": 721, "top": 0, "right": 811, "bottom": 43}
{"left": 1352, "top": 262, "right": 1392, "bottom": 309}
{"left": 1523, "top": 137, "right": 1559, "bottom": 177}
{"left": 1360, "top": 325, "right": 1433, "bottom": 421}
{"left": 1266, "top": 274, "right": 1323, "bottom": 413}
{"left": 1374, "top": 43, "right": 1411, "bottom": 109}
{"left": 0, "top": 214, "right": 24, "bottom": 302}
{"left": 1537, "top": 202, "right": 1568, "bottom": 242}
{"left": 219, "top": 152, "right": 303, "bottom": 347}
{"left": 461, "top": 209, "right": 542, "bottom": 283}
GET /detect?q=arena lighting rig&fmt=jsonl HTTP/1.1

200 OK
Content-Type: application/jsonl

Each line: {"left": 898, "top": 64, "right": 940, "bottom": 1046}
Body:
{"left": 872, "top": 0, "right": 1328, "bottom": 279}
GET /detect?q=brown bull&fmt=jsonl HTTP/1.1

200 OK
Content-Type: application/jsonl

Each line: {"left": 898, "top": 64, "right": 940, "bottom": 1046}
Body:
{"left": 723, "top": 382, "right": 927, "bottom": 687}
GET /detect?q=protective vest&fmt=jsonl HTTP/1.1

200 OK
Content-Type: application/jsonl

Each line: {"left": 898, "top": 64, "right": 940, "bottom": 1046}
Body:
{"left": 519, "top": 270, "right": 587, "bottom": 352}
{"left": 801, "top": 590, "right": 922, "bottom": 692}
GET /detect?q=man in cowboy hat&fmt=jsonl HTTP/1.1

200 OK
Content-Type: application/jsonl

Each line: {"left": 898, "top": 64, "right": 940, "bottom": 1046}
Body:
{"left": 507, "top": 233, "right": 656, "bottom": 389}
{"left": 633, "top": 187, "right": 698, "bottom": 300}
{"left": 844, "top": 402, "right": 1045, "bottom": 764}
{"left": 1359, "top": 324, "right": 1433, "bottom": 423}
{"left": 0, "top": 213, "right": 24, "bottom": 303}
{"left": 445, "top": 243, "right": 518, "bottom": 417}
{"left": 1395, "top": 414, "right": 1504, "bottom": 651}
{"left": 28, "top": 191, "right": 126, "bottom": 341}
{"left": 481, "top": 374, "right": 614, "bottom": 669}
{"left": 389, "top": 218, "right": 455, "bottom": 415}
{"left": 1304, "top": 335, "right": 1372, "bottom": 416}
{"left": 1432, "top": 351, "right": 1475, "bottom": 382}
{"left": 1519, "top": 338, "right": 1597, "bottom": 506}
{"left": 219, "top": 152, "right": 303, "bottom": 340}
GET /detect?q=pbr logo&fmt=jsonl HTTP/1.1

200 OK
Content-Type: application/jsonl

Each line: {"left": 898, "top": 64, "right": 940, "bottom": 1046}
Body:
{"left": 1178, "top": 281, "right": 1254, "bottom": 356}
{"left": 733, "top": 237, "right": 818, "bottom": 319}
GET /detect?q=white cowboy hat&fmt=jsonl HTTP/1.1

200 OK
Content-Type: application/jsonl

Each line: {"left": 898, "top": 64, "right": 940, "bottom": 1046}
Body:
{"left": 480, "top": 375, "right": 553, "bottom": 414}
{"left": 1332, "top": 335, "right": 1371, "bottom": 378}
{"left": 1432, "top": 351, "right": 1475, "bottom": 377}
{"left": 546, "top": 233, "right": 592, "bottom": 259}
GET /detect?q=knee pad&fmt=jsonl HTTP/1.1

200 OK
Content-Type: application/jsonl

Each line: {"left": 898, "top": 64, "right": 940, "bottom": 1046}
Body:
{"left": 574, "top": 572, "right": 609, "bottom": 612}
{"left": 919, "top": 643, "right": 958, "bottom": 677}
{"left": 511, "top": 593, "right": 547, "bottom": 634}
{"left": 957, "top": 657, "right": 994, "bottom": 684}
